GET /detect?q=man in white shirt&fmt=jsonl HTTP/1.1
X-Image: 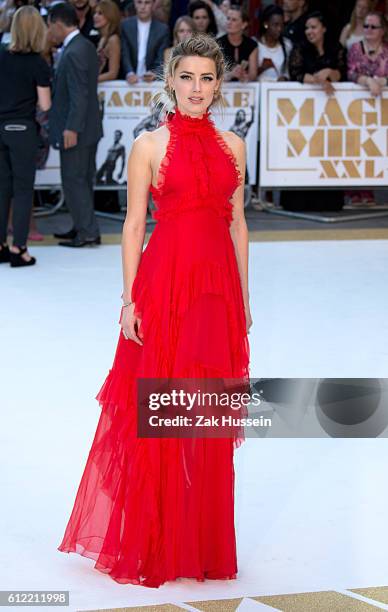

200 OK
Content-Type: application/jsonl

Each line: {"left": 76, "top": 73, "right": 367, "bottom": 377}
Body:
{"left": 121, "top": 0, "right": 170, "bottom": 85}
{"left": 136, "top": 13, "right": 151, "bottom": 79}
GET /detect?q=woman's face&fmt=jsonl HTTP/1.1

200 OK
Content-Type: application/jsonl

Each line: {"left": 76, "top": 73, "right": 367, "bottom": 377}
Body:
{"left": 93, "top": 7, "right": 108, "bottom": 29}
{"left": 355, "top": 0, "right": 370, "bottom": 20}
{"left": 305, "top": 17, "right": 326, "bottom": 47}
{"left": 169, "top": 56, "right": 220, "bottom": 117}
{"left": 220, "top": 0, "right": 231, "bottom": 16}
{"left": 226, "top": 8, "right": 245, "bottom": 35}
{"left": 192, "top": 8, "right": 209, "bottom": 33}
{"left": 265, "top": 14, "right": 284, "bottom": 41}
{"left": 363, "top": 13, "right": 384, "bottom": 45}
{"left": 176, "top": 21, "right": 193, "bottom": 42}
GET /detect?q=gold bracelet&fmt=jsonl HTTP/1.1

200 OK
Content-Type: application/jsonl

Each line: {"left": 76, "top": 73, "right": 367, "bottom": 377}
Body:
{"left": 122, "top": 300, "right": 134, "bottom": 308}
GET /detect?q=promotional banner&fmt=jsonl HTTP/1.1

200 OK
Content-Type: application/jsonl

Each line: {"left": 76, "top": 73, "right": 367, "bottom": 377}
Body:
{"left": 260, "top": 82, "right": 388, "bottom": 188}
{"left": 35, "top": 81, "right": 260, "bottom": 188}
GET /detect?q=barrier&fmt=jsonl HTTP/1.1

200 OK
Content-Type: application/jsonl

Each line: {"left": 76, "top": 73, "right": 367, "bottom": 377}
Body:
{"left": 259, "top": 82, "right": 388, "bottom": 188}
{"left": 35, "top": 81, "right": 260, "bottom": 189}
{"left": 34, "top": 81, "right": 388, "bottom": 224}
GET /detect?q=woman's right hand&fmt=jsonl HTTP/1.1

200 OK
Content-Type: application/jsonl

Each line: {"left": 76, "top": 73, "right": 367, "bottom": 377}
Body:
{"left": 261, "top": 58, "right": 275, "bottom": 71}
{"left": 231, "top": 64, "right": 243, "bottom": 79}
{"left": 120, "top": 303, "right": 143, "bottom": 346}
{"left": 315, "top": 68, "right": 331, "bottom": 81}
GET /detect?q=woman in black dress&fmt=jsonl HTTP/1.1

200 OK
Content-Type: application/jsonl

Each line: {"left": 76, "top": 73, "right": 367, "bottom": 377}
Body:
{"left": 217, "top": 4, "right": 258, "bottom": 82}
{"left": 0, "top": 6, "right": 51, "bottom": 267}
{"left": 289, "top": 11, "right": 346, "bottom": 94}
{"left": 188, "top": 0, "right": 218, "bottom": 37}
{"left": 93, "top": 0, "right": 121, "bottom": 82}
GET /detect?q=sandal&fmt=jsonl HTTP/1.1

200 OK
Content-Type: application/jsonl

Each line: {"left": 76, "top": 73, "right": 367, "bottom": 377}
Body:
{"left": 9, "top": 246, "right": 36, "bottom": 268}
{"left": 0, "top": 243, "right": 10, "bottom": 264}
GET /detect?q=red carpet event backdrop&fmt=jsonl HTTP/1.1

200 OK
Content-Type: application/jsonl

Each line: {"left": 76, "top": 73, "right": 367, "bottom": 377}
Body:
{"left": 35, "top": 81, "right": 260, "bottom": 188}
{"left": 260, "top": 82, "right": 388, "bottom": 187}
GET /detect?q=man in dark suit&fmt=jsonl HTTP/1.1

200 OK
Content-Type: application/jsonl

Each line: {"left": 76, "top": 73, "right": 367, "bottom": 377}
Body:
{"left": 121, "top": 0, "right": 170, "bottom": 85}
{"left": 48, "top": 2, "right": 102, "bottom": 247}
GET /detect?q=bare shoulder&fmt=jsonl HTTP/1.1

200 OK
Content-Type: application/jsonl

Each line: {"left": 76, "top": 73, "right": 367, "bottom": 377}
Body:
{"left": 106, "top": 33, "right": 120, "bottom": 49}
{"left": 148, "top": 124, "right": 170, "bottom": 142}
{"left": 133, "top": 125, "right": 169, "bottom": 148}
{"left": 130, "top": 130, "right": 153, "bottom": 157}
{"left": 130, "top": 126, "right": 170, "bottom": 170}
{"left": 132, "top": 126, "right": 166, "bottom": 153}
{"left": 220, "top": 130, "right": 245, "bottom": 158}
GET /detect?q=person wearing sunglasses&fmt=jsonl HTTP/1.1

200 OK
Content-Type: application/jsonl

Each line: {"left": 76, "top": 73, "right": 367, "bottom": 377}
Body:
{"left": 340, "top": 0, "right": 375, "bottom": 51}
{"left": 347, "top": 10, "right": 388, "bottom": 96}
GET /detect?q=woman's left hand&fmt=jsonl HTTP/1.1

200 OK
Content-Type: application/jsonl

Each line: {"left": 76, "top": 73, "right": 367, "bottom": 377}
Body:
{"left": 314, "top": 71, "right": 335, "bottom": 96}
{"left": 323, "top": 79, "right": 335, "bottom": 96}
{"left": 244, "top": 303, "right": 253, "bottom": 334}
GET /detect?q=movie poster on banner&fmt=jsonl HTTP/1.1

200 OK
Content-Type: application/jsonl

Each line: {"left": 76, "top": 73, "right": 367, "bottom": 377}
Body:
{"left": 95, "top": 81, "right": 259, "bottom": 187}
{"left": 35, "top": 81, "right": 259, "bottom": 187}
{"left": 260, "top": 82, "right": 388, "bottom": 188}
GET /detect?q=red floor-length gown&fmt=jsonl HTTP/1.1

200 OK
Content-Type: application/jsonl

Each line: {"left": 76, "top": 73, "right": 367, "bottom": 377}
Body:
{"left": 58, "top": 106, "right": 250, "bottom": 588}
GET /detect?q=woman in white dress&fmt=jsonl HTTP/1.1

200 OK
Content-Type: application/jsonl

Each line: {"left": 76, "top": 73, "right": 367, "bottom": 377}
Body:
{"left": 256, "top": 5, "right": 292, "bottom": 82}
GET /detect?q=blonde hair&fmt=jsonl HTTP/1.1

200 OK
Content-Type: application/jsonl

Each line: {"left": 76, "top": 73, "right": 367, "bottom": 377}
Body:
{"left": 152, "top": 33, "right": 230, "bottom": 119}
{"left": 9, "top": 5, "right": 47, "bottom": 53}
{"left": 349, "top": 0, "right": 376, "bottom": 35}
{"left": 172, "top": 16, "right": 196, "bottom": 45}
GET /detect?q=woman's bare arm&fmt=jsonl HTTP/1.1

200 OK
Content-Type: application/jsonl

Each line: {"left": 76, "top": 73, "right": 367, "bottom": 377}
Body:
{"left": 121, "top": 133, "right": 152, "bottom": 304}
{"left": 248, "top": 47, "right": 259, "bottom": 82}
{"left": 224, "top": 131, "right": 250, "bottom": 312}
{"left": 339, "top": 23, "right": 350, "bottom": 48}
{"left": 98, "top": 35, "right": 120, "bottom": 82}
{"left": 37, "top": 86, "right": 51, "bottom": 112}
{"left": 120, "top": 132, "right": 154, "bottom": 345}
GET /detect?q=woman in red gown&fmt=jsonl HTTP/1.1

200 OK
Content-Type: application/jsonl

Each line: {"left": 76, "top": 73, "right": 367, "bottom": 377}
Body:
{"left": 58, "top": 33, "right": 252, "bottom": 588}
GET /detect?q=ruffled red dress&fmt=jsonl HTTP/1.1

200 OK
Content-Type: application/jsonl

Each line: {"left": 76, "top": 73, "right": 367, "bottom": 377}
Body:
{"left": 57, "top": 106, "right": 250, "bottom": 588}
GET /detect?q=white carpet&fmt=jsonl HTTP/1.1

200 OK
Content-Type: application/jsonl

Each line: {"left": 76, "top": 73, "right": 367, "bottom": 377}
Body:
{"left": 1, "top": 242, "right": 388, "bottom": 611}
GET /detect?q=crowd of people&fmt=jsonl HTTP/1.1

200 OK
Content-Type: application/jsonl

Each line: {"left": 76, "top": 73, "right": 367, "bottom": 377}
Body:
{"left": 1, "top": 0, "right": 387, "bottom": 86}
{"left": 0, "top": 0, "right": 387, "bottom": 266}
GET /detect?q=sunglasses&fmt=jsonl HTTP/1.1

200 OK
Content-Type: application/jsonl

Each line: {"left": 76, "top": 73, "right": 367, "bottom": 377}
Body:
{"left": 363, "top": 23, "right": 382, "bottom": 29}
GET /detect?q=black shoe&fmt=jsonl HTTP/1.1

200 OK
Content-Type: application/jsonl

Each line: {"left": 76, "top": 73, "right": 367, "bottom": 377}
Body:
{"left": 58, "top": 236, "right": 101, "bottom": 248}
{"left": 0, "top": 243, "right": 10, "bottom": 263}
{"left": 54, "top": 228, "right": 77, "bottom": 239}
{"left": 9, "top": 246, "right": 36, "bottom": 267}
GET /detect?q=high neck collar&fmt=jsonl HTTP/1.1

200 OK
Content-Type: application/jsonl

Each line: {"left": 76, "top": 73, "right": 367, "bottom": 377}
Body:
{"left": 168, "top": 106, "right": 213, "bottom": 131}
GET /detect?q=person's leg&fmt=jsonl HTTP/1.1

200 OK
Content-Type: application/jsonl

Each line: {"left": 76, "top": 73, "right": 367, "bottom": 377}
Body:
{"left": 60, "top": 147, "right": 82, "bottom": 234}
{"left": 60, "top": 145, "right": 100, "bottom": 240}
{"left": 5, "top": 120, "right": 38, "bottom": 251}
{"left": 96, "top": 160, "right": 107, "bottom": 183}
{"left": 0, "top": 124, "right": 13, "bottom": 246}
{"left": 105, "top": 161, "right": 115, "bottom": 184}
{"left": 85, "top": 144, "right": 100, "bottom": 238}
